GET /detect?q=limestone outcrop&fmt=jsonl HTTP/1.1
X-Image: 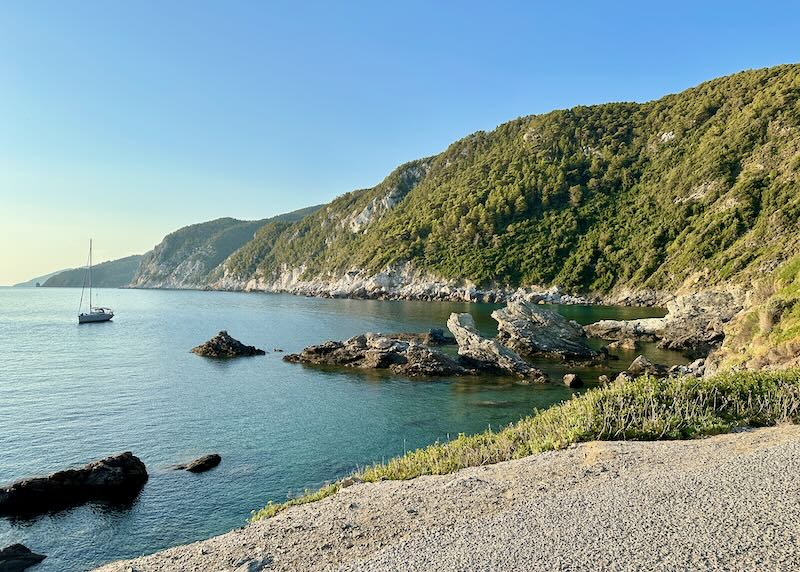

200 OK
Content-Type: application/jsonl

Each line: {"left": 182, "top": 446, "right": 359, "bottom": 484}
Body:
{"left": 584, "top": 291, "right": 745, "bottom": 356}
{"left": 446, "top": 313, "right": 547, "bottom": 382}
{"left": 492, "top": 301, "right": 600, "bottom": 360}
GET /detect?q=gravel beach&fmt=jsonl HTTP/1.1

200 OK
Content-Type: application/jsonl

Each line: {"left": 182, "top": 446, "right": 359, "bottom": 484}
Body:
{"left": 95, "top": 424, "right": 800, "bottom": 572}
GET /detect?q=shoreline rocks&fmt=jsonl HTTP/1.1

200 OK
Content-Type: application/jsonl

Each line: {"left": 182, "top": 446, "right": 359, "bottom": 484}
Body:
{"left": 0, "top": 544, "right": 46, "bottom": 571}
{"left": 492, "top": 301, "right": 600, "bottom": 361}
{"left": 0, "top": 452, "right": 148, "bottom": 516}
{"left": 191, "top": 331, "right": 266, "bottom": 358}
{"left": 284, "top": 333, "right": 468, "bottom": 377}
{"left": 446, "top": 313, "right": 547, "bottom": 382}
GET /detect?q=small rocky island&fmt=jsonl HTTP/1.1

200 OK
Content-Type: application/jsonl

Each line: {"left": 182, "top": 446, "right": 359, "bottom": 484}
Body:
{"left": 191, "top": 331, "right": 266, "bottom": 358}
{"left": 0, "top": 452, "right": 148, "bottom": 516}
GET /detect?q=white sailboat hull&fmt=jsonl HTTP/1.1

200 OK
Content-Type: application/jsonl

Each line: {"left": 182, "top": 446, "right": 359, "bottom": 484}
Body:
{"left": 78, "top": 311, "right": 113, "bottom": 323}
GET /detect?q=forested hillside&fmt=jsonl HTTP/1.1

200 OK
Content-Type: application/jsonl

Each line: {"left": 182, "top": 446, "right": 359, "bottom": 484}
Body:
{"left": 42, "top": 255, "right": 142, "bottom": 288}
{"left": 216, "top": 64, "right": 800, "bottom": 298}
{"left": 131, "top": 206, "right": 321, "bottom": 288}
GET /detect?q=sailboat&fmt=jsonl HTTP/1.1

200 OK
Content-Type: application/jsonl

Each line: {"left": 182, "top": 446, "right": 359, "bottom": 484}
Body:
{"left": 78, "top": 239, "right": 114, "bottom": 324}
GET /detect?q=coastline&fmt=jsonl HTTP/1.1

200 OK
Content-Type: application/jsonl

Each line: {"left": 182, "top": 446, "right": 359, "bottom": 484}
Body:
{"left": 94, "top": 424, "right": 800, "bottom": 572}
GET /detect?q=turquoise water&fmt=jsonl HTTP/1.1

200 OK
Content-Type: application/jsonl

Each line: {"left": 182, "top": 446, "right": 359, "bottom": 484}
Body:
{"left": 0, "top": 287, "right": 679, "bottom": 571}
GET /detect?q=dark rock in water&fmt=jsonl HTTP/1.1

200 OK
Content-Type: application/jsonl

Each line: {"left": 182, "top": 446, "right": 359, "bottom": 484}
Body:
{"left": 0, "top": 544, "right": 46, "bottom": 571}
{"left": 492, "top": 301, "right": 601, "bottom": 361}
{"left": 446, "top": 313, "right": 547, "bottom": 382}
{"left": 191, "top": 331, "right": 266, "bottom": 358}
{"left": 562, "top": 373, "right": 583, "bottom": 388}
{"left": 175, "top": 454, "right": 221, "bottom": 473}
{"left": 284, "top": 333, "right": 467, "bottom": 377}
{"left": 0, "top": 452, "right": 148, "bottom": 516}
{"left": 627, "top": 355, "right": 669, "bottom": 377}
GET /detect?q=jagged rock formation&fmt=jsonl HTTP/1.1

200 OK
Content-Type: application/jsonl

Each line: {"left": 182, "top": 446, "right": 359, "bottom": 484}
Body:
{"left": 191, "top": 331, "right": 266, "bottom": 358}
{"left": 585, "top": 291, "right": 745, "bottom": 355}
{"left": 0, "top": 452, "right": 148, "bottom": 516}
{"left": 284, "top": 333, "right": 467, "bottom": 377}
{"left": 492, "top": 301, "right": 600, "bottom": 360}
{"left": 446, "top": 313, "right": 547, "bottom": 382}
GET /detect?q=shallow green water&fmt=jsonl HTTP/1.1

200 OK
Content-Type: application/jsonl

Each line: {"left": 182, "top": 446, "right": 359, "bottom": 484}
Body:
{"left": 0, "top": 288, "right": 680, "bottom": 570}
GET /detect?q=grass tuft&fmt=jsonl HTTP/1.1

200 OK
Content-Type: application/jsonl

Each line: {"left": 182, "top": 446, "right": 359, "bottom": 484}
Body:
{"left": 251, "top": 369, "right": 800, "bottom": 522}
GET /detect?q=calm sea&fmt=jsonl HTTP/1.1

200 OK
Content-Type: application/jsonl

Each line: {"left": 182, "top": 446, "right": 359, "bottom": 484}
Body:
{"left": 0, "top": 287, "right": 680, "bottom": 571}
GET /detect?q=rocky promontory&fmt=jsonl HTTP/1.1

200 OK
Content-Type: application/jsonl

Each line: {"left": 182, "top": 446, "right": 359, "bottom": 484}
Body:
{"left": 0, "top": 452, "right": 148, "bottom": 516}
{"left": 191, "top": 331, "right": 266, "bottom": 358}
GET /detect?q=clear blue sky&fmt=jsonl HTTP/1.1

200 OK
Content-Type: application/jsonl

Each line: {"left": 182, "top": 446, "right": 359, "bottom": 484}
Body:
{"left": 1, "top": 0, "right": 798, "bottom": 284}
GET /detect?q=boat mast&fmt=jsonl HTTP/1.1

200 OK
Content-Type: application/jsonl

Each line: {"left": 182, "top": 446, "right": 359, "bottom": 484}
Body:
{"left": 89, "top": 238, "right": 92, "bottom": 310}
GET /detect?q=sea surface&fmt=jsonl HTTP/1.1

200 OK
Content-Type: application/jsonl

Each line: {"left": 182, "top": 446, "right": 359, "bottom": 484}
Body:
{"left": 0, "top": 287, "right": 683, "bottom": 571}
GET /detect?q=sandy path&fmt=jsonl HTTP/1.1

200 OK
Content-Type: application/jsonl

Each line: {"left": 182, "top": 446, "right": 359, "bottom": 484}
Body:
{"left": 95, "top": 424, "right": 800, "bottom": 571}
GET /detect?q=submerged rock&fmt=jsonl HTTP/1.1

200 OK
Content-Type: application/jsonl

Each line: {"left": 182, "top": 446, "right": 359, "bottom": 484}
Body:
{"left": 0, "top": 544, "right": 46, "bottom": 571}
{"left": 492, "top": 301, "right": 600, "bottom": 361}
{"left": 191, "top": 331, "right": 266, "bottom": 358}
{"left": 0, "top": 452, "right": 148, "bottom": 516}
{"left": 284, "top": 333, "right": 467, "bottom": 377}
{"left": 175, "top": 454, "right": 222, "bottom": 473}
{"left": 446, "top": 313, "right": 547, "bottom": 382}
